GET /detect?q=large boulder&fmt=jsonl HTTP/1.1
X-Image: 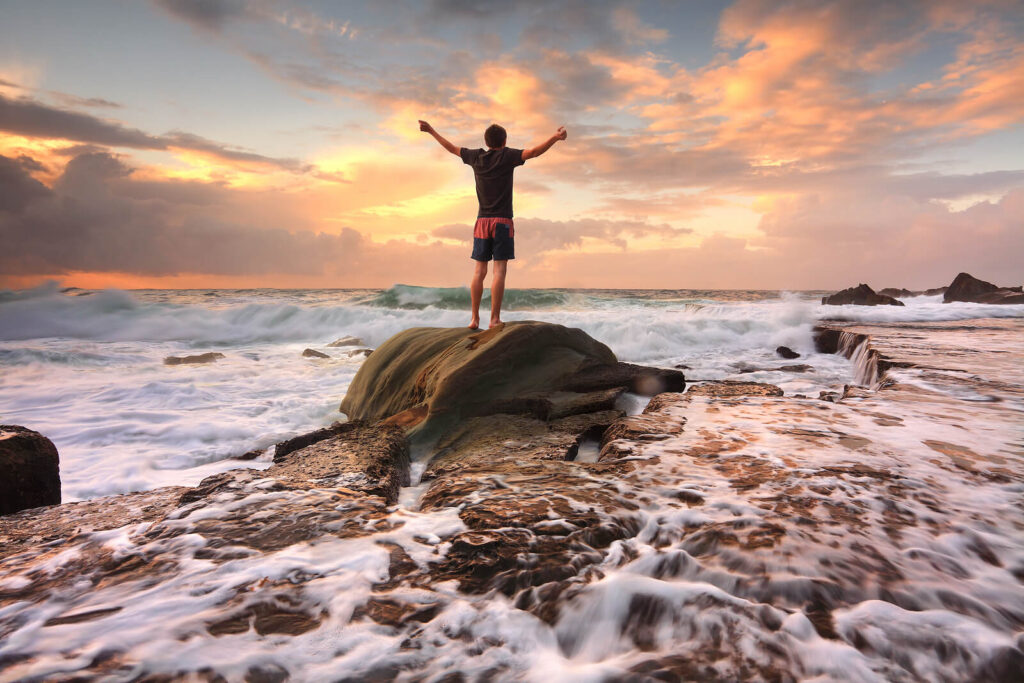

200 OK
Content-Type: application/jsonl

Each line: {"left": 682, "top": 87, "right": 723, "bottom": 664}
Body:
{"left": 943, "top": 272, "right": 1024, "bottom": 304}
{"left": 822, "top": 284, "right": 904, "bottom": 306}
{"left": 339, "top": 322, "right": 683, "bottom": 445}
{"left": 0, "top": 425, "right": 61, "bottom": 515}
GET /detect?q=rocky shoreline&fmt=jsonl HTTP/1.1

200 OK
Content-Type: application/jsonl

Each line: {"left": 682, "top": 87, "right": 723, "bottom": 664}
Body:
{"left": 2, "top": 320, "right": 1022, "bottom": 681}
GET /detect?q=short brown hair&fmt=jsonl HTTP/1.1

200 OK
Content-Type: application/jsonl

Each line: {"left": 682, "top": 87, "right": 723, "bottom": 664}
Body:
{"left": 484, "top": 124, "right": 506, "bottom": 148}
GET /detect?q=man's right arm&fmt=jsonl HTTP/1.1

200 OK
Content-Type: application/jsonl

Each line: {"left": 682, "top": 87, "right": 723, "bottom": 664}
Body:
{"left": 419, "top": 120, "right": 461, "bottom": 157}
{"left": 522, "top": 126, "right": 568, "bottom": 161}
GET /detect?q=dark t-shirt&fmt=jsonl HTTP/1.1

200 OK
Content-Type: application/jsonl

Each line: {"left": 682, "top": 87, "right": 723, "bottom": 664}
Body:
{"left": 460, "top": 146, "right": 525, "bottom": 218}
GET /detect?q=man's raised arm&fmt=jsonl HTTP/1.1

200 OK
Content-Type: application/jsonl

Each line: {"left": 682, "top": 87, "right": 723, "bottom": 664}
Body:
{"left": 419, "top": 120, "right": 461, "bottom": 157}
{"left": 522, "top": 126, "right": 568, "bottom": 161}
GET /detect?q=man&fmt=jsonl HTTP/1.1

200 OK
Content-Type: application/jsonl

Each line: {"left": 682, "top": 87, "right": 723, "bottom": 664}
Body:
{"left": 419, "top": 120, "right": 568, "bottom": 329}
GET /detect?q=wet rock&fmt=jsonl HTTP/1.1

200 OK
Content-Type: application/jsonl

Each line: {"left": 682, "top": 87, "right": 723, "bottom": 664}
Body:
{"left": 0, "top": 425, "right": 61, "bottom": 515}
{"left": 780, "top": 364, "right": 812, "bottom": 373}
{"left": 687, "top": 381, "right": 784, "bottom": 397}
{"left": 272, "top": 422, "right": 351, "bottom": 460}
{"left": 602, "top": 412, "right": 685, "bottom": 449}
{"left": 340, "top": 322, "right": 682, "bottom": 446}
{"left": 245, "top": 663, "right": 290, "bottom": 683}
{"left": 207, "top": 601, "right": 323, "bottom": 636}
{"left": 163, "top": 352, "right": 225, "bottom": 365}
{"left": 327, "top": 335, "right": 364, "bottom": 347}
{"left": 776, "top": 345, "right": 800, "bottom": 359}
{"left": 345, "top": 348, "right": 372, "bottom": 358}
{"left": 821, "top": 284, "right": 904, "bottom": 306}
{"left": 353, "top": 597, "right": 441, "bottom": 627}
{"left": 943, "top": 272, "right": 1024, "bottom": 304}
{"left": 301, "top": 348, "right": 330, "bottom": 359}
{"left": 558, "top": 362, "right": 684, "bottom": 396}
{"left": 270, "top": 423, "right": 410, "bottom": 504}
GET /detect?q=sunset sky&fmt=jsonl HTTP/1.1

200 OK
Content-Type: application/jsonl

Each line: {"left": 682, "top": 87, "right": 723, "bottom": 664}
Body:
{"left": 1, "top": 0, "right": 1022, "bottom": 290}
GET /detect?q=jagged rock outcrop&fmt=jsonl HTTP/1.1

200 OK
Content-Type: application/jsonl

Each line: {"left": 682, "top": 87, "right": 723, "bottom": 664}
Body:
{"left": 943, "top": 272, "right": 1024, "bottom": 304}
{"left": 0, "top": 425, "right": 61, "bottom": 515}
{"left": 821, "top": 284, "right": 904, "bottom": 306}
{"left": 339, "top": 322, "right": 683, "bottom": 446}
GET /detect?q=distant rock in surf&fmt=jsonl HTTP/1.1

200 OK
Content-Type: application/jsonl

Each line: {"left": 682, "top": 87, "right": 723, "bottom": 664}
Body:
{"left": 821, "top": 284, "right": 904, "bottom": 306}
{"left": 327, "top": 336, "right": 364, "bottom": 348}
{"left": 0, "top": 425, "right": 61, "bottom": 515}
{"left": 164, "top": 352, "right": 225, "bottom": 365}
{"left": 877, "top": 286, "right": 947, "bottom": 298}
{"left": 943, "top": 272, "right": 1024, "bottom": 304}
{"left": 302, "top": 348, "right": 330, "bottom": 359}
{"left": 776, "top": 345, "right": 800, "bottom": 359}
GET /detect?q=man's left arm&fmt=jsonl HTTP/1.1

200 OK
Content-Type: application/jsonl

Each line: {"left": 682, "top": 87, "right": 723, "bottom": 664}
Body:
{"left": 419, "top": 120, "right": 461, "bottom": 157}
{"left": 522, "top": 126, "right": 568, "bottom": 162}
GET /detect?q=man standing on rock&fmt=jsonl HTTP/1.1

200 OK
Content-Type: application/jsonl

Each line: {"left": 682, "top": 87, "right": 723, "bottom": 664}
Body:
{"left": 419, "top": 120, "right": 568, "bottom": 329}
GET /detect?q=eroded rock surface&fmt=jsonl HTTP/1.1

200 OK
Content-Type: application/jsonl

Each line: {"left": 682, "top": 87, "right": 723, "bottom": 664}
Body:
{"left": 339, "top": 321, "right": 683, "bottom": 447}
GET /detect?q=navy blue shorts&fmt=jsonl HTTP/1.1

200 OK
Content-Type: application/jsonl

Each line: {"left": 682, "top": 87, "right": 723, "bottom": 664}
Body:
{"left": 471, "top": 217, "right": 515, "bottom": 262}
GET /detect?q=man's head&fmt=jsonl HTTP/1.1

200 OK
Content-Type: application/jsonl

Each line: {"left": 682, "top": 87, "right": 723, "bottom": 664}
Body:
{"left": 484, "top": 124, "right": 507, "bottom": 149}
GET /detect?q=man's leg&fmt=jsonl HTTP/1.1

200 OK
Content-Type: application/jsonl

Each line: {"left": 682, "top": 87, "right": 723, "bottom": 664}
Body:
{"left": 489, "top": 260, "right": 507, "bottom": 328}
{"left": 469, "top": 260, "right": 488, "bottom": 329}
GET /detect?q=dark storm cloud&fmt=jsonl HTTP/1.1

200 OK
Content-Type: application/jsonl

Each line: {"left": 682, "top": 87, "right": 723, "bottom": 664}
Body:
{"left": 0, "top": 94, "right": 163, "bottom": 148}
{"left": 0, "top": 94, "right": 304, "bottom": 171}
{"left": 0, "top": 152, "right": 364, "bottom": 277}
{"left": 152, "top": 0, "right": 250, "bottom": 33}
{"left": 0, "top": 155, "right": 51, "bottom": 213}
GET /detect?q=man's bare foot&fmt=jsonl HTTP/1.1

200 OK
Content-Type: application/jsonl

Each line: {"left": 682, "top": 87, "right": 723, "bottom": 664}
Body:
{"left": 488, "top": 319, "right": 504, "bottom": 329}
{"left": 468, "top": 319, "right": 480, "bottom": 330}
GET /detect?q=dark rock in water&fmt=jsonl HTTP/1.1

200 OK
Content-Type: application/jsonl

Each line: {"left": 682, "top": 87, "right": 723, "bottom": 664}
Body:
{"left": 821, "top": 284, "right": 904, "bottom": 306}
{"left": 273, "top": 421, "right": 349, "bottom": 460}
{"left": 302, "top": 348, "right": 330, "bottom": 359}
{"left": 688, "top": 381, "right": 784, "bottom": 397}
{"left": 776, "top": 346, "right": 800, "bottom": 359}
{"left": 270, "top": 422, "right": 409, "bottom": 503}
{"left": 878, "top": 287, "right": 915, "bottom": 298}
{"left": 339, "top": 322, "right": 683, "bottom": 446}
{"left": 327, "top": 336, "right": 365, "bottom": 348}
{"left": 164, "top": 352, "right": 225, "bottom": 365}
{"left": 236, "top": 447, "right": 266, "bottom": 461}
{"left": 943, "top": 272, "right": 1024, "bottom": 304}
{"left": 878, "top": 286, "right": 947, "bottom": 298}
{"left": 345, "top": 348, "right": 372, "bottom": 358}
{"left": 780, "top": 364, "right": 813, "bottom": 373}
{"left": 0, "top": 425, "right": 61, "bottom": 515}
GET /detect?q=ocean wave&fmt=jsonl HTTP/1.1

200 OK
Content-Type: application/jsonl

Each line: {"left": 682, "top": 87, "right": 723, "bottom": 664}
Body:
{"left": 361, "top": 284, "right": 574, "bottom": 310}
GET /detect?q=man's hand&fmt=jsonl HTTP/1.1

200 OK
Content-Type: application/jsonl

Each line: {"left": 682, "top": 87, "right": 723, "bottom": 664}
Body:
{"left": 522, "top": 126, "right": 568, "bottom": 161}
{"left": 419, "top": 120, "right": 460, "bottom": 156}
